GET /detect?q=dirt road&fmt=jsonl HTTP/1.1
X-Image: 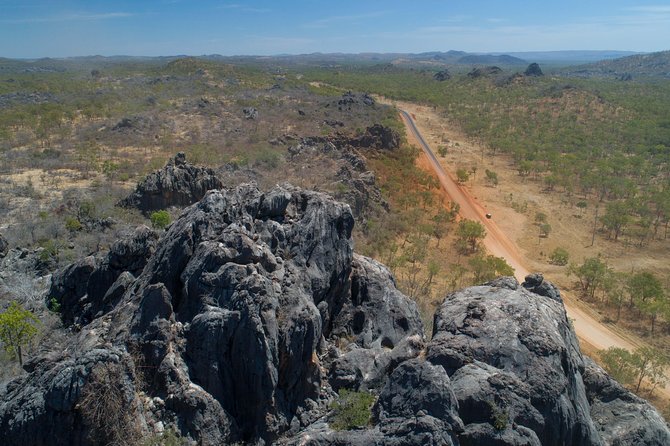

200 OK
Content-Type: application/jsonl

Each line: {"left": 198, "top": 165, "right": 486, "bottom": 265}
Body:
{"left": 398, "top": 109, "right": 639, "bottom": 353}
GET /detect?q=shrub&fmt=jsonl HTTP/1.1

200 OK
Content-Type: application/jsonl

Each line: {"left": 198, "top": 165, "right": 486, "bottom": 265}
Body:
{"left": 549, "top": 247, "right": 570, "bottom": 266}
{"left": 0, "top": 301, "right": 40, "bottom": 366}
{"left": 140, "top": 428, "right": 186, "bottom": 446}
{"left": 150, "top": 210, "right": 171, "bottom": 230}
{"left": 65, "top": 217, "right": 83, "bottom": 232}
{"left": 330, "top": 389, "right": 376, "bottom": 431}
{"left": 486, "top": 400, "right": 509, "bottom": 431}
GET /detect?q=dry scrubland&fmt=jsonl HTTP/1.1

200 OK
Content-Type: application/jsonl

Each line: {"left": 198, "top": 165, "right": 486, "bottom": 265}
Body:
{"left": 1, "top": 56, "right": 670, "bottom": 419}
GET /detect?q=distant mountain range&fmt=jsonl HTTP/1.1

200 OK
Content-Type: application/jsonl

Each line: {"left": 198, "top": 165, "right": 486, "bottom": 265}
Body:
{"left": 563, "top": 50, "right": 670, "bottom": 79}
{"left": 2, "top": 50, "right": 669, "bottom": 78}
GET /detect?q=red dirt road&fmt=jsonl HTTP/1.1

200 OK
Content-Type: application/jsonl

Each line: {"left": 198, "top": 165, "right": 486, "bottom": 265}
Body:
{"left": 399, "top": 109, "right": 639, "bottom": 353}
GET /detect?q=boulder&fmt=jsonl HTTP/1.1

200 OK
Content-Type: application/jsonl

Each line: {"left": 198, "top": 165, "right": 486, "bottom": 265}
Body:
{"left": 524, "top": 63, "right": 544, "bottom": 77}
{"left": 118, "top": 152, "right": 223, "bottom": 213}
{"left": 427, "top": 277, "right": 601, "bottom": 445}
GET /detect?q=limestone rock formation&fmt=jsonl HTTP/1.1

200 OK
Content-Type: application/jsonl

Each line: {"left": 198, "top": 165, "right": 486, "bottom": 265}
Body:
{"left": 2, "top": 184, "right": 669, "bottom": 446}
{"left": 48, "top": 225, "right": 158, "bottom": 326}
{"left": 118, "top": 152, "right": 223, "bottom": 214}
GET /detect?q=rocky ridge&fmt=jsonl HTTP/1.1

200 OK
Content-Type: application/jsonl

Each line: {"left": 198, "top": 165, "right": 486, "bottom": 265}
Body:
{"left": 0, "top": 184, "right": 668, "bottom": 445}
{"left": 119, "top": 152, "right": 223, "bottom": 214}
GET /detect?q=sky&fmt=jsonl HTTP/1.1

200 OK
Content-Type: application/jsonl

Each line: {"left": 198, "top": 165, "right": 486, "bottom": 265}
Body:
{"left": 1, "top": 0, "right": 669, "bottom": 58}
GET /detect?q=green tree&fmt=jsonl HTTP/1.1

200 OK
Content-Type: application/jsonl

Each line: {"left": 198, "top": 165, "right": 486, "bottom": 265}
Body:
{"left": 538, "top": 223, "right": 552, "bottom": 240}
{"left": 627, "top": 271, "right": 666, "bottom": 334}
{"left": 548, "top": 247, "right": 570, "bottom": 266}
{"left": 600, "top": 346, "right": 668, "bottom": 394}
{"left": 150, "top": 210, "right": 171, "bottom": 230}
{"left": 568, "top": 256, "right": 610, "bottom": 300}
{"left": 469, "top": 255, "right": 515, "bottom": 284}
{"left": 456, "top": 168, "right": 470, "bottom": 184}
{"left": 0, "top": 301, "right": 41, "bottom": 366}
{"left": 484, "top": 169, "right": 499, "bottom": 187}
{"left": 456, "top": 219, "right": 486, "bottom": 253}
{"left": 599, "top": 347, "right": 637, "bottom": 386}
{"left": 601, "top": 201, "right": 630, "bottom": 241}
{"left": 431, "top": 209, "right": 452, "bottom": 247}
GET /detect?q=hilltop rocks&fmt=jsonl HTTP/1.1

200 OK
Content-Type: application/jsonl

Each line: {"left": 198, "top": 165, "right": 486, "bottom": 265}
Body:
{"left": 335, "top": 91, "right": 375, "bottom": 111}
{"left": 434, "top": 70, "right": 451, "bottom": 81}
{"left": 524, "top": 63, "right": 544, "bottom": 77}
{"left": 119, "top": 152, "right": 223, "bottom": 213}
{"left": 468, "top": 66, "right": 503, "bottom": 78}
{"left": 353, "top": 123, "right": 401, "bottom": 151}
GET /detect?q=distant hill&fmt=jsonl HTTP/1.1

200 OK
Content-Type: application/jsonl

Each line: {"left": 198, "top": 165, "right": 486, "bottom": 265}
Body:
{"left": 563, "top": 50, "right": 670, "bottom": 79}
{"left": 504, "top": 50, "right": 641, "bottom": 64}
{"left": 457, "top": 54, "right": 526, "bottom": 65}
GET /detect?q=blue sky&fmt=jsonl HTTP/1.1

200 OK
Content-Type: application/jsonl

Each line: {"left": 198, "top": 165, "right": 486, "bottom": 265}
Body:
{"left": 1, "top": 1, "right": 669, "bottom": 58}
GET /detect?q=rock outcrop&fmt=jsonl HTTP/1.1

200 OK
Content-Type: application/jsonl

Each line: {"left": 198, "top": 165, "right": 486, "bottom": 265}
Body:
{"left": 334, "top": 91, "right": 375, "bottom": 111}
{"left": 468, "top": 66, "right": 503, "bottom": 78}
{"left": 352, "top": 123, "right": 400, "bottom": 151}
{"left": 434, "top": 70, "right": 451, "bottom": 81}
{"left": 118, "top": 152, "right": 223, "bottom": 214}
{"left": 525, "top": 63, "right": 544, "bottom": 77}
{"left": 48, "top": 225, "right": 158, "bottom": 326}
{"left": 243, "top": 107, "right": 259, "bottom": 119}
{"left": 2, "top": 185, "right": 669, "bottom": 446}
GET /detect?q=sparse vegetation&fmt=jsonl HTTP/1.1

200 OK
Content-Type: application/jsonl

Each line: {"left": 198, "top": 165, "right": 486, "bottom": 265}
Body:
{"left": 0, "top": 301, "right": 40, "bottom": 366}
{"left": 150, "top": 210, "right": 171, "bottom": 230}
{"left": 330, "top": 389, "right": 376, "bottom": 431}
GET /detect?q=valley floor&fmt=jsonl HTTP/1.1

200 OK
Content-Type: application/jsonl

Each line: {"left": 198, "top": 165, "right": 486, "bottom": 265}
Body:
{"left": 388, "top": 98, "right": 670, "bottom": 404}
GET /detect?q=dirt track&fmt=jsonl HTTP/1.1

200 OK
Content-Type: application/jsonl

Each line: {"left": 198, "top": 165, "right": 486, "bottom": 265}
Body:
{"left": 398, "top": 109, "right": 639, "bottom": 354}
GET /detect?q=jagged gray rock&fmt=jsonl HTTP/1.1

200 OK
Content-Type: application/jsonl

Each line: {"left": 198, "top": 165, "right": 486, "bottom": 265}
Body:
{"left": 3, "top": 184, "right": 670, "bottom": 446}
{"left": 48, "top": 225, "right": 158, "bottom": 326}
{"left": 583, "top": 357, "right": 670, "bottom": 446}
{"left": 353, "top": 124, "right": 400, "bottom": 151}
{"left": 118, "top": 152, "right": 223, "bottom": 213}
{"left": 0, "top": 183, "right": 421, "bottom": 446}
{"left": 427, "top": 278, "right": 602, "bottom": 445}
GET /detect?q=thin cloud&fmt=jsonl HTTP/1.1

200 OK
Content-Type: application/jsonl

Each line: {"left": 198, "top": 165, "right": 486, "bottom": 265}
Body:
{"left": 1, "top": 12, "right": 134, "bottom": 24}
{"left": 625, "top": 5, "right": 670, "bottom": 13}
{"left": 218, "top": 4, "right": 271, "bottom": 13}
{"left": 304, "top": 11, "right": 391, "bottom": 29}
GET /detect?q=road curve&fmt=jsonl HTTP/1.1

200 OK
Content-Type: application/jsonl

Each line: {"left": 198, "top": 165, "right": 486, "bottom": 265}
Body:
{"left": 398, "top": 109, "right": 639, "bottom": 353}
